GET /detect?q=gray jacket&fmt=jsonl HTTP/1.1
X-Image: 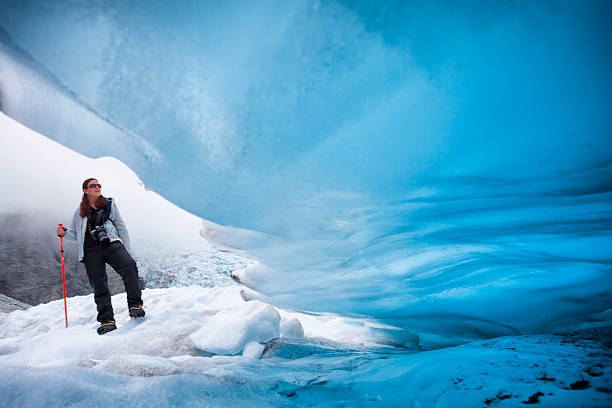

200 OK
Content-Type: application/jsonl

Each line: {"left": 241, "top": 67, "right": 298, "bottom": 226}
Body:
{"left": 64, "top": 198, "right": 132, "bottom": 261}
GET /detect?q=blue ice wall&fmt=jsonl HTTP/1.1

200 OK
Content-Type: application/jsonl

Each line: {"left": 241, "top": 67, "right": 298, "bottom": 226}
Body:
{"left": 1, "top": 0, "right": 610, "bottom": 344}
{"left": 1, "top": 0, "right": 610, "bottom": 232}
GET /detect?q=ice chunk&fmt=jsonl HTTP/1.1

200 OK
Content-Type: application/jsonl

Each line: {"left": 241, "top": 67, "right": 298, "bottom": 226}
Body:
{"left": 189, "top": 301, "right": 280, "bottom": 355}
{"left": 242, "top": 341, "right": 265, "bottom": 359}
{"left": 239, "top": 287, "right": 269, "bottom": 303}
{"left": 280, "top": 317, "right": 304, "bottom": 338}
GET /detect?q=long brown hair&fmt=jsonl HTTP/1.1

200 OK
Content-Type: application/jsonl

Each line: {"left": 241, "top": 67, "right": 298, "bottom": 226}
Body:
{"left": 80, "top": 178, "right": 108, "bottom": 218}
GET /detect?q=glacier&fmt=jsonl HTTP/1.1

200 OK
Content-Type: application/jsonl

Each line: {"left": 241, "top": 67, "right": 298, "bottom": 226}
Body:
{"left": 0, "top": 0, "right": 611, "bottom": 406}
{"left": 2, "top": 0, "right": 610, "bottom": 231}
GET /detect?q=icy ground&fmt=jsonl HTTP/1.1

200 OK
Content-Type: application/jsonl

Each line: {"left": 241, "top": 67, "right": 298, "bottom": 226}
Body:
{"left": 1, "top": 282, "right": 610, "bottom": 407}
{"left": 134, "top": 245, "right": 251, "bottom": 289}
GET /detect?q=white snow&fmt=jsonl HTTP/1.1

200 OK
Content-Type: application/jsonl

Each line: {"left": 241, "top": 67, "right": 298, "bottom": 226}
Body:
{"left": 0, "top": 285, "right": 401, "bottom": 368}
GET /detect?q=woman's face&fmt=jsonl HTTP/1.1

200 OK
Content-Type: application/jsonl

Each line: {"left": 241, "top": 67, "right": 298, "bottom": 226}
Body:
{"left": 83, "top": 179, "right": 102, "bottom": 199}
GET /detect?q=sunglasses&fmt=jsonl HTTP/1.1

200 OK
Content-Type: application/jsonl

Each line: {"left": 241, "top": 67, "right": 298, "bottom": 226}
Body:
{"left": 87, "top": 184, "right": 102, "bottom": 189}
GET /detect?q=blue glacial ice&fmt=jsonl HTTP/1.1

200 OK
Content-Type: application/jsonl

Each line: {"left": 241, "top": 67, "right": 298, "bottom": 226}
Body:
{"left": 1, "top": 0, "right": 610, "bottom": 229}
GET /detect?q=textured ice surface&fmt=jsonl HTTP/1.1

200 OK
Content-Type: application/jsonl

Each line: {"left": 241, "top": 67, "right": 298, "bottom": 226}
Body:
{"left": 0, "top": 288, "right": 610, "bottom": 407}
{"left": 211, "top": 186, "right": 612, "bottom": 348}
{"left": 135, "top": 245, "right": 251, "bottom": 289}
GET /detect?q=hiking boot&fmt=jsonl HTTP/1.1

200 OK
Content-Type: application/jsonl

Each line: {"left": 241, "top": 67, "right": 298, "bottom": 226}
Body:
{"left": 97, "top": 321, "right": 117, "bottom": 335}
{"left": 129, "top": 305, "right": 145, "bottom": 318}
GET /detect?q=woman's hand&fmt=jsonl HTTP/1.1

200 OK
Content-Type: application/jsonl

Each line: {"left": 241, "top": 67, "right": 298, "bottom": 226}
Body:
{"left": 56, "top": 225, "right": 67, "bottom": 237}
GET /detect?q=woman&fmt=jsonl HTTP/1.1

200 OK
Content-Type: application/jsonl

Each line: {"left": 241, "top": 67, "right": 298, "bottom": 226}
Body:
{"left": 57, "top": 178, "right": 145, "bottom": 335}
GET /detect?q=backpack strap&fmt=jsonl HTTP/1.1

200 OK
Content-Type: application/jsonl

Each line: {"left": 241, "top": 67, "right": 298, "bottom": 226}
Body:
{"left": 105, "top": 197, "right": 116, "bottom": 226}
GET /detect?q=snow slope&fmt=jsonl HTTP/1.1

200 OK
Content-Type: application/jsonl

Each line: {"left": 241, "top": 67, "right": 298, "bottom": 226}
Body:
{"left": 0, "top": 110, "right": 208, "bottom": 252}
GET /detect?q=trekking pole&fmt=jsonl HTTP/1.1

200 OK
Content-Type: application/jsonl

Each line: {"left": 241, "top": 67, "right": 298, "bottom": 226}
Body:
{"left": 57, "top": 224, "right": 68, "bottom": 328}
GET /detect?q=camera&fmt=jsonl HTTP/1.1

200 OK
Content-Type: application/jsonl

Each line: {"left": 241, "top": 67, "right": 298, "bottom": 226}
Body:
{"left": 91, "top": 225, "right": 111, "bottom": 247}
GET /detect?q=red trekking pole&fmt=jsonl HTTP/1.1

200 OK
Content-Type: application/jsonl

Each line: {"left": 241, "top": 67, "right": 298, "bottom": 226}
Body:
{"left": 57, "top": 224, "right": 68, "bottom": 328}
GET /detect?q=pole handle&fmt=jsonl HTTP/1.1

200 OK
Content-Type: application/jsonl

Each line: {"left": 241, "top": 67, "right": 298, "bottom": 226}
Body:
{"left": 57, "top": 223, "right": 67, "bottom": 237}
